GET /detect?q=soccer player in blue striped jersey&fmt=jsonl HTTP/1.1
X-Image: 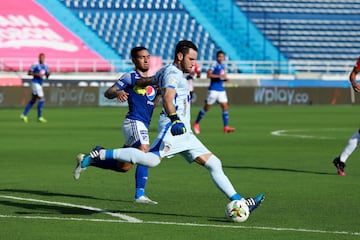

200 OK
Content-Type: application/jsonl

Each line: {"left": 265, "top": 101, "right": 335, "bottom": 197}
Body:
{"left": 193, "top": 50, "right": 235, "bottom": 134}
{"left": 74, "top": 47, "right": 159, "bottom": 204}
{"left": 76, "top": 41, "right": 264, "bottom": 213}
{"left": 20, "top": 53, "right": 50, "bottom": 123}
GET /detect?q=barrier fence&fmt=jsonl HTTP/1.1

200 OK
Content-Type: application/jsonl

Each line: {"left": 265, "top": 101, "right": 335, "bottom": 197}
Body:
{"left": 0, "top": 85, "right": 357, "bottom": 108}
{"left": 0, "top": 58, "right": 355, "bottom": 75}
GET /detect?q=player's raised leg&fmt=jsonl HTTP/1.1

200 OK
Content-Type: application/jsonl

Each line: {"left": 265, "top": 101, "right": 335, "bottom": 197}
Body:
{"left": 76, "top": 146, "right": 161, "bottom": 173}
{"left": 74, "top": 146, "right": 126, "bottom": 180}
{"left": 199, "top": 154, "right": 264, "bottom": 212}
{"left": 332, "top": 130, "right": 360, "bottom": 176}
{"left": 74, "top": 146, "right": 158, "bottom": 204}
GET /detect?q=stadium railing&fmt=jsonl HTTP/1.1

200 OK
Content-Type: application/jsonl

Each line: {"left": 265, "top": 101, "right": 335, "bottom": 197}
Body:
{"left": 0, "top": 58, "right": 354, "bottom": 75}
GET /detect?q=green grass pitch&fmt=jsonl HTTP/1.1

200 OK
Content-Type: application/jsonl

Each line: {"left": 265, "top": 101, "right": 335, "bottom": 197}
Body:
{"left": 0, "top": 105, "right": 359, "bottom": 239}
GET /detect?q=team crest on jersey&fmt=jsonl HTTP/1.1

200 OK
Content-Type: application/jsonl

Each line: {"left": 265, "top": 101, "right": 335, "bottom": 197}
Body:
{"left": 146, "top": 86, "right": 156, "bottom": 101}
{"left": 168, "top": 77, "right": 177, "bottom": 85}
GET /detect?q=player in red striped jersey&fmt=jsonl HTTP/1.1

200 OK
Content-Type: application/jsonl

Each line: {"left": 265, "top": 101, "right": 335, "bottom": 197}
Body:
{"left": 333, "top": 57, "right": 360, "bottom": 176}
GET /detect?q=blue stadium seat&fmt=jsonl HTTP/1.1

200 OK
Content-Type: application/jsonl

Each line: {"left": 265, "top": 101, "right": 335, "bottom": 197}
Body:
{"left": 61, "top": 0, "right": 360, "bottom": 64}
{"left": 234, "top": 0, "right": 360, "bottom": 62}
{"left": 62, "top": 0, "right": 184, "bottom": 10}
{"left": 60, "top": 0, "right": 219, "bottom": 60}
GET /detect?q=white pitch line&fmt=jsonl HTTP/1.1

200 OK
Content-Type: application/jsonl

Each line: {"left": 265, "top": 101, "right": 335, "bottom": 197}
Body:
{"left": 271, "top": 129, "right": 335, "bottom": 140}
{"left": 0, "top": 214, "right": 359, "bottom": 236}
{"left": 147, "top": 221, "right": 360, "bottom": 236}
{"left": 0, "top": 195, "right": 142, "bottom": 223}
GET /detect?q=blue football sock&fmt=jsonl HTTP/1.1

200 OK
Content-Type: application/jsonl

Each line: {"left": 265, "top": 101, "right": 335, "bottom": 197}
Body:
{"left": 37, "top": 98, "right": 45, "bottom": 118}
{"left": 105, "top": 150, "right": 114, "bottom": 160}
{"left": 230, "top": 193, "right": 242, "bottom": 201}
{"left": 222, "top": 110, "right": 229, "bottom": 127}
{"left": 135, "top": 165, "right": 148, "bottom": 198}
{"left": 195, "top": 108, "right": 206, "bottom": 123}
{"left": 23, "top": 99, "right": 36, "bottom": 115}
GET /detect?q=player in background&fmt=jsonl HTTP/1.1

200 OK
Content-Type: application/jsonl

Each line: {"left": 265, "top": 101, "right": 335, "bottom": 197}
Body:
{"left": 20, "top": 53, "right": 50, "bottom": 123}
{"left": 332, "top": 57, "right": 360, "bottom": 176}
{"left": 75, "top": 40, "right": 264, "bottom": 212}
{"left": 74, "top": 47, "right": 159, "bottom": 204}
{"left": 193, "top": 50, "right": 235, "bottom": 134}
{"left": 186, "top": 62, "right": 201, "bottom": 103}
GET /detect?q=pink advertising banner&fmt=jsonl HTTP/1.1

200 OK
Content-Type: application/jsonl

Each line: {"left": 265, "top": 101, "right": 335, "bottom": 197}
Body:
{"left": 0, "top": 0, "right": 111, "bottom": 72}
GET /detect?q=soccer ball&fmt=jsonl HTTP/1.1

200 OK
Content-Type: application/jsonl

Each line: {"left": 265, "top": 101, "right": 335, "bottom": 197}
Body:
{"left": 225, "top": 200, "right": 250, "bottom": 223}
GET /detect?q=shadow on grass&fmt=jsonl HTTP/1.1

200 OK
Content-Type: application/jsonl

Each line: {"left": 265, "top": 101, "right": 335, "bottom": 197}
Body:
{"left": 0, "top": 188, "right": 212, "bottom": 220}
{"left": 223, "top": 165, "right": 336, "bottom": 175}
{"left": 0, "top": 200, "right": 94, "bottom": 215}
{"left": 0, "top": 188, "right": 130, "bottom": 203}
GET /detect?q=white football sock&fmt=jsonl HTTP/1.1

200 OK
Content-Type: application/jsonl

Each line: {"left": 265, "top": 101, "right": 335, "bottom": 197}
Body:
{"left": 100, "top": 148, "right": 161, "bottom": 167}
{"left": 340, "top": 130, "right": 360, "bottom": 163}
{"left": 204, "top": 155, "right": 237, "bottom": 199}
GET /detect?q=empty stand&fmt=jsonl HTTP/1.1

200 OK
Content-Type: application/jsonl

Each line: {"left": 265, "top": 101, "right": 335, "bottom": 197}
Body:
{"left": 59, "top": 0, "right": 360, "bottom": 71}
{"left": 60, "top": 0, "right": 219, "bottom": 61}
{"left": 235, "top": 0, "right": 360, "bottom": 62}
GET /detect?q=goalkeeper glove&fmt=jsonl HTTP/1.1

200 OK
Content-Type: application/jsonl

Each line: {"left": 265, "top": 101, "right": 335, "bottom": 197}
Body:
{"left": 168, "top": 113, "right": 186, "bottom": 136}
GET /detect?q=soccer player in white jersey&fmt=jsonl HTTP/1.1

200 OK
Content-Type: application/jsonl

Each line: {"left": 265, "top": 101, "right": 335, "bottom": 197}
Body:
{"left": 332, "top": 56, "right": 360, "bottom": 176}
{"left": 74, "top": 47, "right": 158, "bottom": 204}
{"left": 193, "top": 50, "right": 235, "bottom": 134}
{"left": 76, "top": 40, "right": 264, "bottom": 212}
{"left": 20, "top": 53, "right": 50, "bottom": 123}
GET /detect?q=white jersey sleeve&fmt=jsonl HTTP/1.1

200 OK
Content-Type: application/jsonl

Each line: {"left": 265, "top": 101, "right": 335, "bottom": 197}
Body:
{"left": 156, "top": 64, "right": 191, "bottom": 127}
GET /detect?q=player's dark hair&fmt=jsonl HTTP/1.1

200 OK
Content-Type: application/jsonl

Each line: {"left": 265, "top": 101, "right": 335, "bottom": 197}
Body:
{"left": 174, "top": 40, "right": 198, "bottom": 58}
{"left": 216, "top": 50, "right": 225, "bottom": 57}
{"left": 131, "top": 46, "right": 148, "bottom": 59}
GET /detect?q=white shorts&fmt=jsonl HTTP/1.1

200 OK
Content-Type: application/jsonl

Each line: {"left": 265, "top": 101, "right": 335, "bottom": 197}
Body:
{"left": 31, "top": 82, "right": 44, "bottom": 97}
{"left": 122, "top": 118, "right": 150, "bottom": 147}
{"left": 150, "top": 115, "right": 210, "bottom": 163}
{"left": 206, "top": 90, "right": 228, "bottom": 105}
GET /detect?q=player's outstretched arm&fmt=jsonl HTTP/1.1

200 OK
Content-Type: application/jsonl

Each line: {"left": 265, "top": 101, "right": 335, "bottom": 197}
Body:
{"left": 104, "top": 85, "right": 118, "bottom": 99}
{"left": 104, "top": 84, "right": 129, "bottom": 102}
{"left": 135, "top": 76, "right": 157, "bottom": 87}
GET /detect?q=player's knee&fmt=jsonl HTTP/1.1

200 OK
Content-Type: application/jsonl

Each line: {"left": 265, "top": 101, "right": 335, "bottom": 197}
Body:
{"left": 147, "top": 155, "right": 161, "bottom": 168}
{"left": 147, "top": 159, "right": 160, "bottom": 168}
{"left": 221, "top": 103, "right": 229, "bottom": 110}
{"left": 204, "top": 155, "right": 222, "bottom": 170}
{"left": 117, "top": 162, "right": 133, "bottom": 172}
{"left": 138, "top": 144, "right": 150, "bottom": 153}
